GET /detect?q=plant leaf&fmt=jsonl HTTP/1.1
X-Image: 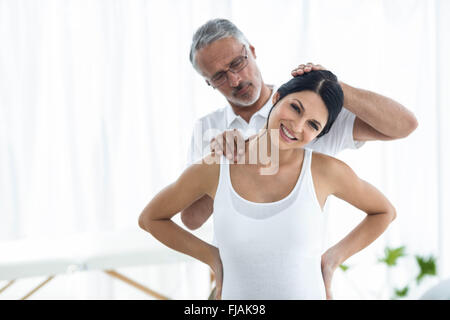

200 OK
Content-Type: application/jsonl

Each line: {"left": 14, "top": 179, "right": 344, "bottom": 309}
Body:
{"left": 416, "top": 255, "right": 437, "bottom": 284}
{"left": 339, "top": 264, "right": 349, "bottom": 272}
{"left": 378, "top": 246, "right": 406, "bottom": 267}
{"left": 394, "top": 286, "right": 409, "bottom": 298}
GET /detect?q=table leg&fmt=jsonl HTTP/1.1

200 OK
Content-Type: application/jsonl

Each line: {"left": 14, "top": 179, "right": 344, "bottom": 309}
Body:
{"left": 104, "top": 270, "right": 170, "bottom": 300}
{"left": 21, "top": 275, "right": 55, "bottom": 300}
{"left": 0, "top": 280, "right": 16, "bottom": 295}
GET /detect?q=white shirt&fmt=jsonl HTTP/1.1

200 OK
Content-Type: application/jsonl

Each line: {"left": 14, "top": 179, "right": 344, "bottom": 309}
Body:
{"left": 187, "top": 84, "right": 364, "bottom": 165}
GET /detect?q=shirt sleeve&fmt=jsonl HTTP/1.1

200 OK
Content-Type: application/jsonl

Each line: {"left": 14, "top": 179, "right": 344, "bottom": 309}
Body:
{"left": 305, "top": 108, "right": 365, "bottom": 156}
{"left": 186, "top": 119, "right": 205, "bottom": 167}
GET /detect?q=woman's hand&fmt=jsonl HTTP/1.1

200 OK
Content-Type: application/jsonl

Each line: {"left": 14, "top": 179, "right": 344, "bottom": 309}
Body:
{"left": 321, "top": 250, "right": 339, "bottom": 300}
{"left": 209, "top": 246, "right": 224, "bottom": 300}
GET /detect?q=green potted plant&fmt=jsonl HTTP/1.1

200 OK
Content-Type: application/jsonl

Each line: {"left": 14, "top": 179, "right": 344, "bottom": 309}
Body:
{"left": 339, "top": 245, "right": 437, "bottom": 299}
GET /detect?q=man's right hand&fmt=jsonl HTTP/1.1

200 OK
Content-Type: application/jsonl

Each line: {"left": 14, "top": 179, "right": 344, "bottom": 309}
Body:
{"left": 210, "top": 129, "right": 245, "bottom": 163}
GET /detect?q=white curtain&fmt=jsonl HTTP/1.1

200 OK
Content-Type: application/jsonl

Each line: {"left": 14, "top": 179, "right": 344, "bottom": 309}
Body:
{"left": 1, "top": 0, "right": 449, "bottom": 299}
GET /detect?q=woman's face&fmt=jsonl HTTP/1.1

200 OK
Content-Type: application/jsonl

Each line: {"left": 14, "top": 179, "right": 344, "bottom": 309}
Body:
{"left": 267, "top": 90, "right": 329, "bottom": 150}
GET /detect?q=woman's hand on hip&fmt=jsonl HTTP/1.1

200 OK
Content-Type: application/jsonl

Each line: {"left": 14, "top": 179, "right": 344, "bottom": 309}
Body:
{"left": 321, "top": 250, "right": 340, "bottom": 300}
{"left": 209, "top": 246, "right": 224, "bottom": 300}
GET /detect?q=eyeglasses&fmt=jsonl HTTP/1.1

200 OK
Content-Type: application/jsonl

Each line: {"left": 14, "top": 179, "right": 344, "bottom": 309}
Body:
{"left": 207, "top": 45, "right": 249, "bottom": 88}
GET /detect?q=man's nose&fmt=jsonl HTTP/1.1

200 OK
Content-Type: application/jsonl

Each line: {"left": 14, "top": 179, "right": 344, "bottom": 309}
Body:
{"left": 227, "top": 71, "right": 241, "bottom": 87}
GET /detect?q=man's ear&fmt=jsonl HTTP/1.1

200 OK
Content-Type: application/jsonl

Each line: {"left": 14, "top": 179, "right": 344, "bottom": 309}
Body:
{"left": 272, "top": 91, "right": 280, "bottom": 105}
{"left": 249, "top": 44, "right": 256, "bottom": 59}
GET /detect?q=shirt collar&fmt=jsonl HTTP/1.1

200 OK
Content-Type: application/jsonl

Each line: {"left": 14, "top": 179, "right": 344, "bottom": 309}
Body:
{"left": 225, "top": 103, "right": 239, "bottom": 127}
{"left": 225, "top": 84, "right": 277, "bottom": 127}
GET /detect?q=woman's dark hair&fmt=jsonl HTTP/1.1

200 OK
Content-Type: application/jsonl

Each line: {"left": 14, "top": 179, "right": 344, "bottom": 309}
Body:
{"left": 267, "top": 70, "right": 343, "bottom": 138}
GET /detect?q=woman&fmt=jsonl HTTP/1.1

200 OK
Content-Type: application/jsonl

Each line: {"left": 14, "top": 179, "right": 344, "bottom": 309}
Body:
{"left": 138, "top": 70, "right": 396, "bottom": 300}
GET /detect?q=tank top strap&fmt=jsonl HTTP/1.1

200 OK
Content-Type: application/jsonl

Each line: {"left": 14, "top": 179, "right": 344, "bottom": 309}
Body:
{"left": 303, "top": 148, "right": 313, "bottom": 175}
{"left": 302, "top": 148, "right": 323, "bottom": 213}
{"left": 301, "top": 148, "right": 313, "bottom": 187}
{"left": 214, "top": 155, "right": 231, "bottom": 205}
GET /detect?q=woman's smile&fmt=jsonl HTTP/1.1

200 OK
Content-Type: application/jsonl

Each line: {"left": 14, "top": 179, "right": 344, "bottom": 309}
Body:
{"left": 279, "top": 123, "right": 298, "bottom": 142}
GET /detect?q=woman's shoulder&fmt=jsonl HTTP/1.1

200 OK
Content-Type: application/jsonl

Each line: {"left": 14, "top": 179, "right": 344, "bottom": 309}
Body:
{"left": 311, "top": 150, "right": 337, "bottom": 166}
{"left": 188, "top": 152, "right": 221, "bottom": 176}
{"left": 191, "top": 152, "right": 222, "bottom": 167}
{"left": 311, "top": 151, "right": 351, "bottom": 178}
{"left": 310, "top": 151, "right": 356, "bottom": 198}
{"left": 185, "top": 152, "right": 221, "bottom": 197}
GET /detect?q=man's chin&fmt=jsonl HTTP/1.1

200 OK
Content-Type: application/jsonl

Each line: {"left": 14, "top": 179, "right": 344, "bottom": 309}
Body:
{"left": 232, "top": 99, "right": 257, "bottom": 108}
{"left": 230, "top": 92, "right": 260, "bottom": 107}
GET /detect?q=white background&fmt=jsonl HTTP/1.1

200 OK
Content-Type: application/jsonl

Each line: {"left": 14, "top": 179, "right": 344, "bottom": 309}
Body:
{"left": 1, "top": 0, "right": 449, "bottom": 299}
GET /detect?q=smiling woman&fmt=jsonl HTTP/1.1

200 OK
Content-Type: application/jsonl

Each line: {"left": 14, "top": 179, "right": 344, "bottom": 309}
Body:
{"left": 265, "top": 70, "right": 343, "bottom": 144}
{"left": 138, "top": 70, "right": 397, "bottom": 300}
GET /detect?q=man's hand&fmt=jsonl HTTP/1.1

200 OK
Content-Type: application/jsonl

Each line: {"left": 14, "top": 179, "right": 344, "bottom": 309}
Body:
{"left": 210, "top": 129, "right": 245, "bottom": 163}
{"left": 291, "top": 62, "right": 325, "bottom": 77}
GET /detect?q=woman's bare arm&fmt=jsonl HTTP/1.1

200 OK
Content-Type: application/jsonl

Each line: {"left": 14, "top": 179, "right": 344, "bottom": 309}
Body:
{"left": 180, "top": 195, "right": 214, "bottom": 230}
{"left": 315, "top": 153, "right": 396, "bottom": 268}
{"left": 313, "top": 153, "right": 396, "bottom": 299}
{"left": 181, "top": 130, "right": 248, "bottom": 230}
{"left": 138, "top": 154, "right": 220, "bottom": 267}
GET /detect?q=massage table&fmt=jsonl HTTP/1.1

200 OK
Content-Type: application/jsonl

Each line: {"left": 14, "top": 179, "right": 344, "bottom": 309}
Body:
{"left": 0, "top": 226, "right": 213, "bottom": 300}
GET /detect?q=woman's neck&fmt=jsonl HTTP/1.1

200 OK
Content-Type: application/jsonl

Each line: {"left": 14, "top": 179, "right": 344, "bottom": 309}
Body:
{"left": 245, "top": 129, "right": 300, "bottom": 170}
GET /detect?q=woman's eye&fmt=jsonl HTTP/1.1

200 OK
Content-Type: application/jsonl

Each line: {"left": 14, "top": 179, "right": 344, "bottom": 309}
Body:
{"left": 309, "top": 121, "right": 319, "bottom": 130}
{"left": 291, "top": 103, "right": 301, "bottom": 113}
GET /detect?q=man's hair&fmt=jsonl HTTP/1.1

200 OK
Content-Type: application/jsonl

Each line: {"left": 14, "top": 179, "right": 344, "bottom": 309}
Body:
{"left": 267, "top": 70, "right": 344, "bottom": 138}
{"left": 189, "top": 18, "right": 250, "bottom": 71}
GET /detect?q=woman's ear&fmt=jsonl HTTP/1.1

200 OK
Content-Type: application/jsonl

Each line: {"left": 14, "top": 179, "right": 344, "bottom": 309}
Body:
{"left": 272, "top": 91, "right": 280, "bottom": 105}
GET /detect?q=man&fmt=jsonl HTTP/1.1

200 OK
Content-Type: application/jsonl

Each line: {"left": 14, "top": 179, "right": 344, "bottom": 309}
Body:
{"left": 182, "top": 18, "right": 418, "bottom": 231}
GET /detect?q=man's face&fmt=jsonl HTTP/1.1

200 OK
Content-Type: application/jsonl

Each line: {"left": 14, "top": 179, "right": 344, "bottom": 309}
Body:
{"left": 195, "top": 37, "right": 263, "bottom": 107}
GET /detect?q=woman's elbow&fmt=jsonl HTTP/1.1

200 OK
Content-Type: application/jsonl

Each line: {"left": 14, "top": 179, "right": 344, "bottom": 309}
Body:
{"left": 138, "top": 210, "right": 153, "bottom": 231}
{"left": 407, "top": 113, "right": 419, "bottom": 135}
{"left": 401, "top": 112, "right": 419, "bottom": 138}
{"left": 138, "top": 213, "right": 146, "bottom": 230}
{"left": 387, "top": 205, "right": 397, "bottom": 222}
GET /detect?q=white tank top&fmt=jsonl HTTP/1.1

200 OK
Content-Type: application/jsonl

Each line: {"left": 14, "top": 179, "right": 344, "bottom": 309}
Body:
{"left": 213, "top": 148, "right": 327, "bottom": 300}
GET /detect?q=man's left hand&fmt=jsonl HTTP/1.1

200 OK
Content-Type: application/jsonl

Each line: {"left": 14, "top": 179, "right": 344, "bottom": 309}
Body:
{"left": 291, "top": 62, "right": 325, "bottom": 77}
